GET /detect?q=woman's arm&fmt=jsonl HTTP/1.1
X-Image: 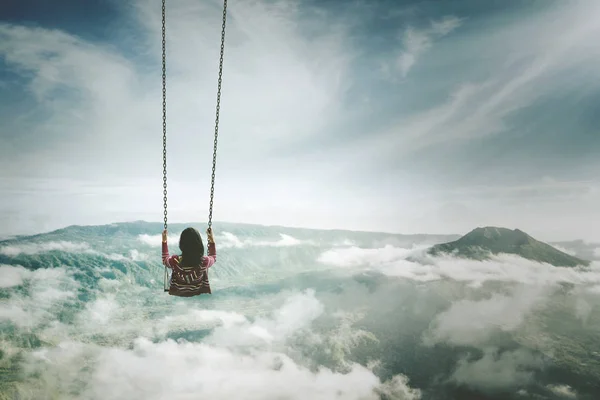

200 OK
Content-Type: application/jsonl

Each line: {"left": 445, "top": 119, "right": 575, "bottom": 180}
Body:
{"left": 203, "top": 227, "right": 217, "bottom": 268}
{"left": 161, "top": 230, "right": 179, "bottom": 269}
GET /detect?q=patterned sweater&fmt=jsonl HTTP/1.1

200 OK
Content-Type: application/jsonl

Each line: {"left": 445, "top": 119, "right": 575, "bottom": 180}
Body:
{"left": 162, "top": 240, "right": 216, "bottom": 297}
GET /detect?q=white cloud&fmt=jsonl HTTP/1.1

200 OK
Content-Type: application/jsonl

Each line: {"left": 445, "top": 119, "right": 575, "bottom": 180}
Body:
{"left": 249, "top": 289, "right": 324, "bottom": 341}
{"left": 105, "top": 250, "right": 151, "bottom": 263}
{"left": 217, "top": 232, "right": 310, "bottom": 249}
{"left": 336, "top": 239, "right": 357, "bottom": 247}
{"left": 160, "top": 307, "right": 246, "bottom": 328}
{"left": 575, "top": 297, "right": 592, "bottom": 323}
{"left": 430, "top": 16, "right": 463, "bottom": 36}
{"left": 317, "top": 244, "right": 425, "bottom": 269}
{"left": 547, "top": 384, "right": 577, "bottom": 399}
{"left": 191, "top": 289, "right": 325, "bottom": 350}
{"left": 137, "top": 233, "right": 180, "bottom": 247}
{"left": 366, "top": 2, "right": 600, "bottom": 158}
{"left": 396, "top": 15, "right": 462, "bottom": 77}
{"left": 77, "top": 338, "right": 413, "bottom": 400}
{"left": 318, "top": 244, "right": 600, "bottom": 287}
{"left": 0, "top": 240, "right": 93, "bottom": 256}
{"left": 82, "top": 295, "right": 120, "bottom": 327}
{"left": 138, "top": 231, "right": 309, "bottom": 250}
{"left": 129, "top": 249, "right": 150, "bottom": 262}
{"left": 19, "top": 289, "right": 421, "bottom": 400}
{"left": 451, "top": 348, "right": 543, "bottom": 391}
{"left": 0, "top": 266, "right": 79, "bottom": 329}
{"left": 397, "top": 28, "right": 430, "bottom": 77}
{"left": 423, "top": 285, "right": 549, "bottom": 347}
{"left": 0, "top": 264, "right": 31, "bottom": 288}
{"left": 0, "top": 239, "right": 150, "bottom": 264}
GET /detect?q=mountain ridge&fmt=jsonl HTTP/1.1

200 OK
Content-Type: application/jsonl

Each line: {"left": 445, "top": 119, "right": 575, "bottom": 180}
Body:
{"left": 0, "top": 220, "right": 461, "bottom": 245}
{"left": 1, "top": 222, "right": 592, "bottom": 269}
{"left": 429, "top": 226, "right": 590, "bottom": 267}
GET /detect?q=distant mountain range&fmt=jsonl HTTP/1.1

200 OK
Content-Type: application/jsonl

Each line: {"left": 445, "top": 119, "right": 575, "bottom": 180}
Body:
{"left": 0, "top": 221, "right": 592, "bottom": 270}
{"left": 428, "top": 226, "right": 590, "bottom": 267}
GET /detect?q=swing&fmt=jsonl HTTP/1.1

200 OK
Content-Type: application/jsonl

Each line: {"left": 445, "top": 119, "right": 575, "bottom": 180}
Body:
{"left": 160, "top": 0, "right": 228, "bottom": 292}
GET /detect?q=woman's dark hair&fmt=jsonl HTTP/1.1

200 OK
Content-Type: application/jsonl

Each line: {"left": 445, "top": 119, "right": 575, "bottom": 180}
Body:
{"left": 178, "top": 227, "right": 204, "bottom": 268}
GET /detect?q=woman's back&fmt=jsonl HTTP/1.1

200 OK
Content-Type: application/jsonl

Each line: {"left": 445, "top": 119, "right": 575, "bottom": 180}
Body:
{"left": 161, "top": 227, "right": 217, "bottom": 297}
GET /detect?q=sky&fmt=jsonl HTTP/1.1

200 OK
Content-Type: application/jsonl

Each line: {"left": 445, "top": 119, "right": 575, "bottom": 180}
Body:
{"left": 1, "top": 0, "right": 599, "bottom": 241}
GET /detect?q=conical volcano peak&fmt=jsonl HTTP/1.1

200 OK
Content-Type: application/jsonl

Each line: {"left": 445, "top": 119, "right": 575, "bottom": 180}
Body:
{"left": 464, "top": 226, "right": 531, "bottom": 241}
{"left": 429, "top": 226, "right": 589, "bottom": 267}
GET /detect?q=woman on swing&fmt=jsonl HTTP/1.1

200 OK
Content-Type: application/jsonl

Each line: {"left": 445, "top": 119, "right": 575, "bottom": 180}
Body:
{"left": 161, "top": 227, "right": 216, "bottom": 297}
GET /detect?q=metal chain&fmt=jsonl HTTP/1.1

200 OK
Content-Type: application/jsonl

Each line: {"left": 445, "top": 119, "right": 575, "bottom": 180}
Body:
{"left": 162, "top": 0, "right": 168, "bottom": 231}
{"left": 162, "top": 0, "right": 168, "bottom": 292}
{"left": 160, "top": 0, "right": 225, "bottom": 291}
{"left": 207, "top": 0, "right": 228, "bottom": 229}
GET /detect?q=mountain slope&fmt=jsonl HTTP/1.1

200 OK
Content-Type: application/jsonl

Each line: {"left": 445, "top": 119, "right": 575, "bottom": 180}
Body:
{"left": 429, "top": 226, "right": 590, "bottom": 267}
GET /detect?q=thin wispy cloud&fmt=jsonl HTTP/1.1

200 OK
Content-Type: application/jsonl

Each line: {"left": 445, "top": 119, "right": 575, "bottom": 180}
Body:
{"left": 366, "top": 2, "right": 600, "bottom": 156}
{"left": 396, "top": 15, "right": 462, "bottom": 78}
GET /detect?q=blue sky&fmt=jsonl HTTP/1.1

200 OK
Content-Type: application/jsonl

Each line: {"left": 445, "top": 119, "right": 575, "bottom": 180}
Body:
{"left": 1, "top": 0, "right": 599, "bottom": 241}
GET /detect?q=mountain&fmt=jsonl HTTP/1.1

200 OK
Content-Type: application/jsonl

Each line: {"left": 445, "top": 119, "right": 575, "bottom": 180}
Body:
{"left": 428, "top": 226, "right": 590, "bottom": 267}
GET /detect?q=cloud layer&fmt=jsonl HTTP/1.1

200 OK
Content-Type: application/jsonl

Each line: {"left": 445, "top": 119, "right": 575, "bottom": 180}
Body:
{"left": 16, "top": 288, "right": 422, "bottom": 400}
{"left": 2, "top": 222, "right": 600, "bottom": 398}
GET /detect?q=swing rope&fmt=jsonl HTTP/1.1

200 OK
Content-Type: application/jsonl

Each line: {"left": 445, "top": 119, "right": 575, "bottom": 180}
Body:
{"left": 161, "top": 0, "right": 228, "bottom": 291}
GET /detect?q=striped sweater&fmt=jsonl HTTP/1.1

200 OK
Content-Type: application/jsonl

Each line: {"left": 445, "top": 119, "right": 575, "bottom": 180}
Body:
{"left": 162, "top": 240, "right": 217, "bottom": 297}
